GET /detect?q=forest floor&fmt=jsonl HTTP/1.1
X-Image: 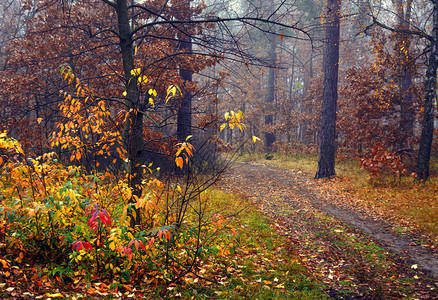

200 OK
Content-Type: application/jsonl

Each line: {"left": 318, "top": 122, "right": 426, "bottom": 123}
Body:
{"left": 219, "top": 160, "right": 438, "bottom": 299}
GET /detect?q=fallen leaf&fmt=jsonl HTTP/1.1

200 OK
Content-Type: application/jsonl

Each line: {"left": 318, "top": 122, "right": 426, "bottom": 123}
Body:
{"left": 45, "top": 293, "right": 63, "bottom": 298}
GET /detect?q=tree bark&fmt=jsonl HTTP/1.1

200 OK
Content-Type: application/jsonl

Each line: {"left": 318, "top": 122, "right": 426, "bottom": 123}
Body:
{"left": 115, "top": 0, "right": 143, "bottom": 227}
{"left": 397, "top": 0, "right": 414, "bottom": 149}
{"left": 177, "top": 0, "right": 193, "bottom": 142}
{"left": 265, "top": 40, "right": 276, "bottom": 153}
{"left": 416, "top": 0, "right": 438, "bottom": 180}
{"left": 315, "top": 0, "right": 341, "bottom": 179}
{"left": 264, "top": 0, "right": 276, "bottom": 153}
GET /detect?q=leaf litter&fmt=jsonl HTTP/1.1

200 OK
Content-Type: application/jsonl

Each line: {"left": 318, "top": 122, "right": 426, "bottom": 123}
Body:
{"left": 220, "top": 161, "right": 438, "bottom": 299}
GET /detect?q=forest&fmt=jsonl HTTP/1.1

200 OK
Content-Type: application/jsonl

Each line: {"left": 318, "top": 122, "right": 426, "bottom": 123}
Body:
{"left": 1, "top": 0, "right": 438, "bottom": 298}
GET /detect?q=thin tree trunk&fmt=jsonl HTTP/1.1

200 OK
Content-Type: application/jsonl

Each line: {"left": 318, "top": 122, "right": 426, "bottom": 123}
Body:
{"left": 264, "top": 1, "right": 277, "bottom": 154}
{"left": 315, "top": 0, "right": 341, "bottom": 179}
{"left": 288, "top": 50, "right": 295, "bottom": 101}
{"left": 265, "top": 39, "right": 276, "bottom": 153}
{"left": 115, "top": 0, "right": 143, "bottom": 227}
{"left": 302, "top": 47, "right": 313, "bottom": 144}
{"left": 416, "top": 0, "right": 438, "bottom": 180}
{"left": 177, "top": 0, "right": 193, "bottom": 142}
{"left": 398, "top": 0, "right": 414, "bottom": 149}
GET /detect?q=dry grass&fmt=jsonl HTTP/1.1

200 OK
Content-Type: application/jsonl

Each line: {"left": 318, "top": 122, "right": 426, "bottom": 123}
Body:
{"left": 240, "top": 152, "right": 438, "bottom": 241}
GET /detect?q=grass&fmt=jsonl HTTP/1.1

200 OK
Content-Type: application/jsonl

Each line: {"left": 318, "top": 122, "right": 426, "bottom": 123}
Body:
{"left": 145, "top": 189, "right": 328, "bottom": 299}
{"left": 239, "top": 152, "right": 438, "bottom": 242}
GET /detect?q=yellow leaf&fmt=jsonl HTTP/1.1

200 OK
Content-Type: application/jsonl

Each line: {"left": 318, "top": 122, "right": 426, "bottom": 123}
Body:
{"left": 109, "top": 242, "right": 116, "bottom": 251}
{"left": 220, "top": 123, "right": 227, "bottom": 132}
{"left": 185, "top": 135, "right": 192, "bottom": 141}
{"left": 130, "top": 68, "right": 141, "bottom": 76}
{"left": 45, "top": 293, "right": 63, "bottom": 298}
{"left": 123, "top": 91, "right": 127, "bottom": 97}
{"left": 149, "top": 98, "right": 154, "bottom": 107}
{"left": 252, "top": 136, "right": 261, "bottom": 143}
{"left": 125, "top": 188, "right": 132, "bottom": 200}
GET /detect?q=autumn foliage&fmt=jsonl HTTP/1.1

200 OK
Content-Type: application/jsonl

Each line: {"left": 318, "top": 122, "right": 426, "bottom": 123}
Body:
{"left": 0, "top": 85, "right": 238, "bottom": 295}
{"left": 358, "top": 143, "right": 408, "bottom": 181}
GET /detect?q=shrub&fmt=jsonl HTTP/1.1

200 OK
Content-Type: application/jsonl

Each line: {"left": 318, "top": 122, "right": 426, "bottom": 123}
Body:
{"left": 358, "top": 143, "right": 408, "bottom": 183}
{"left": 0, "top": 134, "right": 237, "bottom": 289}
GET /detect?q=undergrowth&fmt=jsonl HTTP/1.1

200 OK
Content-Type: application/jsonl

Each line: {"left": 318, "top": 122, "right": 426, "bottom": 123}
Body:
{"left": 0, "top": 136, "right": 325, "bottom": 298}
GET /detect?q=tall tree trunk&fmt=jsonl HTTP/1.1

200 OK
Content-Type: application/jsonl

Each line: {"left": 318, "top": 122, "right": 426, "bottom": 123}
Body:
{"left": 177, "top": 0, "right": 193, "bottom": 142}
{"left": 302, "top": 47, "right": 314, "bottom": 144}
{"left": 288, "top": 47, "right": 295, "bottom": 101}
{"left": 315, "top": 0, "right": 341, "bottom": 179}
{"left": 115, "top": 0, "right": 143, "bottom": 227}
{"left": 265, "top": 37, "right": 276, "bottom": 153}
{"left": 416, "top": 0, "right": 438, "bottom": 180}
{"left": 398, "top": 0, "right": 414, "bottom": 149}
{"left": 264, "top": 0, "right": 277, "bottom": 153}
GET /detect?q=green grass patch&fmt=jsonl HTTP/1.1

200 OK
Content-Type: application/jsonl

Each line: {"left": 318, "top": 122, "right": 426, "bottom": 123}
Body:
{"left": 162, "top": 189, "right": 328, "bottom": 299}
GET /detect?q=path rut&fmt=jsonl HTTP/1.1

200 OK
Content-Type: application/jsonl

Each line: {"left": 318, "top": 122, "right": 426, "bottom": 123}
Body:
{"left": 220, "top": 161, "right": 438, "bottom": 299}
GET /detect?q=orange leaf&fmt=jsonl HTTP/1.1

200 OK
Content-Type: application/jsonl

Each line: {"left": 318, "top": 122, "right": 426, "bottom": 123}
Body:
{"left": 1, "top": 259, "right": 9, "bottom": 269}
{"left": 175, "top": 157, "right": 184, "bottom": 169}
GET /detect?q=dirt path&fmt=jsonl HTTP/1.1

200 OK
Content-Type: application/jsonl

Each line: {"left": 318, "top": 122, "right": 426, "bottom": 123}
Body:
{"left": 220, "top": 161, "right": 438, "bottom": 299}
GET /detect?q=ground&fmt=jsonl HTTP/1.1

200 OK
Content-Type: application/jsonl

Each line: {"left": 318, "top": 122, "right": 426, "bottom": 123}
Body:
{"left": 220, "top": 161, "right": 438, "bottom": 299}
